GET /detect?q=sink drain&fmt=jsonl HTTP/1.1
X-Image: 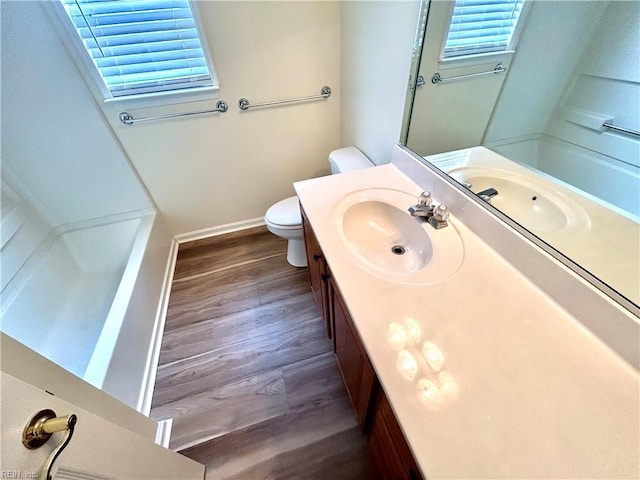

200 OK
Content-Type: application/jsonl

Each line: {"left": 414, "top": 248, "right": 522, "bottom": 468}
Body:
{"left": 391, "top": 245, "right": 406, "bottom": 255}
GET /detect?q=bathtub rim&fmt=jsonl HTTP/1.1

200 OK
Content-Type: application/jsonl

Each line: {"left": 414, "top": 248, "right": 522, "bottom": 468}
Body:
{"left": 0, "top": 207, "right": 169, "bottom": 414}
{"left": 1, "top": 209, "right": 154, "bottom": 311}
{"left": 83, "top": 211, "right": 156, "bottom": 389}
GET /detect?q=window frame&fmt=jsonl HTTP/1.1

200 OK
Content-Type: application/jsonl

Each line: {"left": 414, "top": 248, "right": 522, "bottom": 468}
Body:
{"left": 48, "top": 0, "right": 219, "bottom": 108}
{"left": 437, "top": 0, "right": 530, "bottom": 69}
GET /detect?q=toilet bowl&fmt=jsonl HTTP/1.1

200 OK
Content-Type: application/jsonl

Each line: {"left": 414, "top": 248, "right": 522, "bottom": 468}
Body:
{"left": 265, "top": 196, "right": 306, "bottom": 267}
{"left": 265, "top": 146, "right": 373, "bottom": 267}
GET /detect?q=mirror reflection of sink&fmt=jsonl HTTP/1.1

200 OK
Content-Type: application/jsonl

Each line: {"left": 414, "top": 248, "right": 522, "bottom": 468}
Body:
{"left": 448, "top": 167, "right": 590, "bottom": 234}
{"left": 333, "top": 188, "right": 464, "bottom": 284}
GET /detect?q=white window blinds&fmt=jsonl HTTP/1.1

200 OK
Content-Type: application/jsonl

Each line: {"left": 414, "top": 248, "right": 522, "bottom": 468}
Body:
{"left": 443, "top": 0, "right": 525, "bottom": 59}
{"left": 59, "top": 0, "right": 216, "bottom": 97}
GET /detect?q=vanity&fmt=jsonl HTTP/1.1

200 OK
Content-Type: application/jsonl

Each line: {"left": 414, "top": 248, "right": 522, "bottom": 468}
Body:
{"left": 294, "top": 148, "right": 639, "bottom": 479}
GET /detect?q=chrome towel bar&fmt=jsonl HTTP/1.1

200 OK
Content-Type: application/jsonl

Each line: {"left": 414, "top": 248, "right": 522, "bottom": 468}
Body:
{"left": 238, "top": 86, "right": 331, "bottom": 110}
{"left": 602, "top": 122, "right": 640, "bottom": 137}
{"left": 431, "top": 64, "right": 507, "bottom": 85}
{"left": 119, "top": 100, "right": 228, "bottom": 125}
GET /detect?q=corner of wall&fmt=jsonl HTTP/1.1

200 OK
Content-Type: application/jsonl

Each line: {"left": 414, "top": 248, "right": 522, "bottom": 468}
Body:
{"left": 340, "top": 1, "right": 420, "bottom": 165}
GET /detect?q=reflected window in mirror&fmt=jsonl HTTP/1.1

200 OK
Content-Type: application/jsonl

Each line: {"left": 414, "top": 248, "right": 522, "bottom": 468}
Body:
{"left": 442, "top": 0, "right": 526, "bottom": 59}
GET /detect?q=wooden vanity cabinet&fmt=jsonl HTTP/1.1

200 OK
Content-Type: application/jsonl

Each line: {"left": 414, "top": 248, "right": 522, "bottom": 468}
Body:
{"left": 301, "top": 206, "right": 332, "bottom": 339}
{"left": 301, "top": 205, "right": 423, "bottom": 479}
{"left": 368, "top": 388, "right": 424, "bottom": 480}
{"left": 330, "top": 276, "right": 376, "bottom": 431}
{"left": 332, "top": 279, "right": 422, "bottom": 479}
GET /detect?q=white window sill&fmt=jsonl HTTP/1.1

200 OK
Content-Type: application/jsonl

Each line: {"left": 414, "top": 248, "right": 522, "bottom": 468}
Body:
{"left": 438, "top": 50, "right": 515, "bottom": 71}
{"left": 103, "top": 85, "right": 220, "bottom": 110}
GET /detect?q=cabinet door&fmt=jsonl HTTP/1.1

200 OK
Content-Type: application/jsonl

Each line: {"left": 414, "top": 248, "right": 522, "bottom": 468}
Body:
{"left": 301, "top": 206, "right": 331, "bottom": 338}
{"left": 368, "top": 389, "right": 424, "bottom": 480}
{"left": 332, "top": 278, "right": 375, "bottom": 430}
{"left": 368, "top": 407, "right": 409, "bottom": 480}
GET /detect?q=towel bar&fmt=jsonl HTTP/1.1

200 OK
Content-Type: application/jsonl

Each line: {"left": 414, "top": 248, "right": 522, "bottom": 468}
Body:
{"left": 238, "top": 86, "right": 331, "bottom": 110}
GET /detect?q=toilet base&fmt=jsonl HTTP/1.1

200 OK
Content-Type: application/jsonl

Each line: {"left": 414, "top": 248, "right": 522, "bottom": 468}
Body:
{"left": 287, "top": 238, "right": 307, "bottom": 268}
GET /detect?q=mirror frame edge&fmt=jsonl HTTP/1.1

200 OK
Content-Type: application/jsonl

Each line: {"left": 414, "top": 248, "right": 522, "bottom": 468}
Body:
{"left": 400, "top": 0, "right": 432, "bottom": 146}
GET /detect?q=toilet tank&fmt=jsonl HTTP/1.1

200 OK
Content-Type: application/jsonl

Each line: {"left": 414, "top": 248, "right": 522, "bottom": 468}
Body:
{"left": 328, "top": 146, "right": 373, "bottom": 174}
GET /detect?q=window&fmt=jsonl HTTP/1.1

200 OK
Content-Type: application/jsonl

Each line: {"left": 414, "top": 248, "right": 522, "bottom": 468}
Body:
{"left": 59, "top": 0, "right": 217, "bottom": 99}
{"left": 442, "top": 0, "right": 525, "bottom": 59}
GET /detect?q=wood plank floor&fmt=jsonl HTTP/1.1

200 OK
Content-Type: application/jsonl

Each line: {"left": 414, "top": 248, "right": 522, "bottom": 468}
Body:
{"left": 150, "top": 227, "right": 375, "bottom": 479}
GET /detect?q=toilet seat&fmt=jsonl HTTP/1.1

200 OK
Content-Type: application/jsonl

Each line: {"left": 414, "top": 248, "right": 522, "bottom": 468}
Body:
{"left": 265, "top": 196, "right": 301, "bottom": 228}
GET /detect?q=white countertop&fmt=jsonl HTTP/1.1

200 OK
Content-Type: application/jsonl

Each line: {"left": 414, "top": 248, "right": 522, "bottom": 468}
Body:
{"left": 294, "top": 164, "right": 639, "bottom": 479}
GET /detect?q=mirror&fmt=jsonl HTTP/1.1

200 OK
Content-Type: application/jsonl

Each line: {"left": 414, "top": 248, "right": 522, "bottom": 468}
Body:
{"left": 403, "top": 0, "right": 640, "bottom": 308}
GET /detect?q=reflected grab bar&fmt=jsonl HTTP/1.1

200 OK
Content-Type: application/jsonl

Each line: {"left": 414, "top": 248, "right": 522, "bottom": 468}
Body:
{"left": 602, "top": 122, "right": 640, "bottom": 138}
{"left": 238, "top": 86, "right": 331, "bottom": 110}
{"left": 431, "top": 64, "right": 507, "bottom": 85}
{"left": 119, "top": 100, "right": 229, "bottom": 125}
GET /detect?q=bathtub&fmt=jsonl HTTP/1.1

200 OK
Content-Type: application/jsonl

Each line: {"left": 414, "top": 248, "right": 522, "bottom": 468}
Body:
{"left": 487, "top": 134, "right": 640, "bottom": 220}
{"left": 0, "top": 210, "right": 175, "bottom": 413}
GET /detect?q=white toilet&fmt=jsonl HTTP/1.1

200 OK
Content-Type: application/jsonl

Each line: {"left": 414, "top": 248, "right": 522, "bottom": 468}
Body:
{"left": 265, "top": 146, "right": 374, "bottom": 267}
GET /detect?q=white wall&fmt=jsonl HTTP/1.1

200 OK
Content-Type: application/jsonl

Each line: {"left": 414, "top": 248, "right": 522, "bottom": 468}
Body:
{"left": 0, "top": 175, "right": 51, "bottom": 291}
{"left": 1, "top": 1, "right": 152, "bottom": 287}
{"left": 484, "top": 1, "right": 607, "bottom": 143}
{"left": 100, "top": 1, "right": 341, "bottom": 236}
{"left": 543, "top": 0, "right": 640, "bottom": 166}
{"left": 340, "top": 1, "right": 420, "bottom": 165}
{"left": 11, "top": 1, "right": 418, "bottom": 238}
{"left": 0, "top": 2, "right": 152, "bottom": 227}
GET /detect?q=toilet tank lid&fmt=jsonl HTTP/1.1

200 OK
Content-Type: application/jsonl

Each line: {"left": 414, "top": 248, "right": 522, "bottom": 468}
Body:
{"left": 265, "top": 196, "right": 301, "bottom": 227}
{"left": 328, "top": 146, "right": 373, "bottom": 173}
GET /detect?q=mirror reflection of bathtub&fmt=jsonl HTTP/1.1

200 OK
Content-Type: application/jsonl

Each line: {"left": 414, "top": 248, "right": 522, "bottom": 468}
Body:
{"left": 487, "top": 134, "right": 639, "bottom": 220}
{"left": 403, "top": 0, "right": 640, "bottom": 309}
{"left": 427, "top": 145, "right": 639, "bottom": 304}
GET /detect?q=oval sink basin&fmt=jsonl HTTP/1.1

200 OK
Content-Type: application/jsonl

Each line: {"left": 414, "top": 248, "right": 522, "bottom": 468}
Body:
{"left": 333, "top": 188, "right": 464, "bottom": 284}
{"left": 448, "top": 167, "right": 589, "bottom": 234}
{"left": 342, "top": 200, "right": 432, "bottom": 273}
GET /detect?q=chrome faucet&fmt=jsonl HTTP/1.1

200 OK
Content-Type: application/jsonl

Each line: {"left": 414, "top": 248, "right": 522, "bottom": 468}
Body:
{"left": 408, "top": 191, "right": 450, "bottom": 229}
{"left": 477, "top": 187, "right": 499, "bottom": 204}
{"left": 408, "top": 191, "right": 434, "bottom": 219}
{"left": 429, "top": 204, "right": 450, "bottom": 229}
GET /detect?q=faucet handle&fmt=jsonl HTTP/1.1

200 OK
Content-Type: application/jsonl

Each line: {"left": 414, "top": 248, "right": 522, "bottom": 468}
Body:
{"left": 433, "top": 204, "right": 450, "bottom": 222}
{"left": 418, "top": 191, "right": 432, "bottom": 207}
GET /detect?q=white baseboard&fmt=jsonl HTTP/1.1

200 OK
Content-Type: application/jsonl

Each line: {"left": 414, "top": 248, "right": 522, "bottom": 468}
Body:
{"left": 155, "top": 417, "right": 173, "bottom": 448}
{"left": 175, "top": 217, "right": 265, "bottom": 244}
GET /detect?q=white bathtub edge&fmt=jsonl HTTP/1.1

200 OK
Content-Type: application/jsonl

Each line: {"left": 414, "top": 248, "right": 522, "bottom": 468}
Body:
{"left": 83, "top": 214, "right": 155, "bottom": 388}
{"left": 99, "top": 211, "right": 177, "bottom": 410}
{"left": 138, "top": 237, "right": 179, "bottom": 415}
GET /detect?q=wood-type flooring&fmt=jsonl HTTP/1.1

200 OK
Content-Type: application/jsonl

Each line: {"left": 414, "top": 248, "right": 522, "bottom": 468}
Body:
{"left": 150, "top": 226, "right": 375, "bottom": 479}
